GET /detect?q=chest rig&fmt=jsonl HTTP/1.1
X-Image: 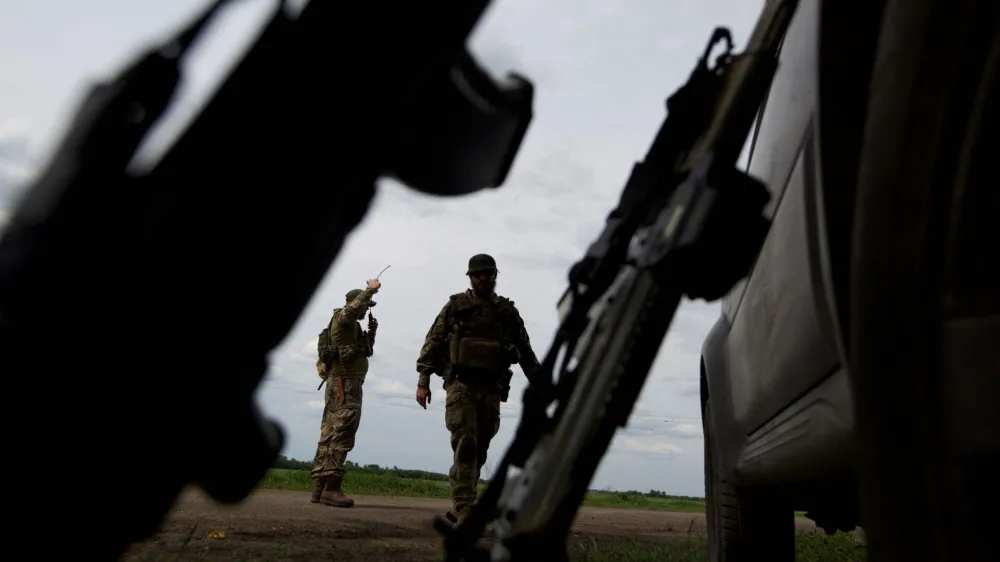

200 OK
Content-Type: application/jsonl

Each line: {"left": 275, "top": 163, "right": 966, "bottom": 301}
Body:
{"left": 447, "top": 292, "right": 516, "bottom": 374}
{"left": 325, "top": 308, "right": 370, "bottom": 378}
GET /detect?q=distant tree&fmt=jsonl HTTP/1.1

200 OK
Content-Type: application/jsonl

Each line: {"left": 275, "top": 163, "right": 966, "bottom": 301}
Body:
{"left": 270, "top": 457, "right": 699, "bottom": 498}
{"left": 272, "top": 455, "right": 312, "bottom": 471}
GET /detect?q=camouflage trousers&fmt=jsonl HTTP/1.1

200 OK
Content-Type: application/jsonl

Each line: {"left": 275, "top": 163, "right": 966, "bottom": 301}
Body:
{"left": 444, "top": 378, "right": 501, "bottom": 519}
{"left": 310, "top": 376, "right": 364, "bottom": 481}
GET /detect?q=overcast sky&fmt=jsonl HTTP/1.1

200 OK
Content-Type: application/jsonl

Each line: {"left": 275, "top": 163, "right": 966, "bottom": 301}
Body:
{"left": 0, "top": 0, "right": 763, "bottom": 497}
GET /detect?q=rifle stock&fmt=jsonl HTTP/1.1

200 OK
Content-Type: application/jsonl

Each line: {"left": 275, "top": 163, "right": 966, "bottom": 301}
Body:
{"left": 0, "top": 0, "right": 532, "bottom": 559}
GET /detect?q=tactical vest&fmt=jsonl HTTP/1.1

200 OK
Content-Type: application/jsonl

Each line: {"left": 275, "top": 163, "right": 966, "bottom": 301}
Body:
{"left": 328, "top": 307, "right": 370, "bottom": 380}
{"left": 447, "top": 291, "right": 517, "bottom": 375}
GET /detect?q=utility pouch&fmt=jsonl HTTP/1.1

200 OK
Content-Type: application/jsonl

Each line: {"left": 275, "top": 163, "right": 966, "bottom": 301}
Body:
{"left": 499, "top": 368, "right": 514, "bottom": 402}
{"left": 449, "top": 330, "right": 461, "bottom": 365}
{"left": 455, "top": 337, "right": 506, "bottom": 370}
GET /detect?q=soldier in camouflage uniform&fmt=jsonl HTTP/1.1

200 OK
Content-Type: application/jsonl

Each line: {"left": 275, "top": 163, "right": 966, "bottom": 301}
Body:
{"left": 310, "top": 278, "right": 381, "bottom": 508}
{"left": 415, "top": 254, "right": 541, "bottom": 524}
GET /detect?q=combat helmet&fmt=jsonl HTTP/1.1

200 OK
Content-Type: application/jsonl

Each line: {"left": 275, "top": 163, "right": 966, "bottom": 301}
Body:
{"left": 345, "top": 288, "right": 376, "bottom": 307}
{"left": 466, "top": 253, "right": 497, "bottom": 275}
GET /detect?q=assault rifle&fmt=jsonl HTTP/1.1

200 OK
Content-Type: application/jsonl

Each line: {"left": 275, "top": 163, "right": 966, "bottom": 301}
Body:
{"left": 0, "top": 0, "right": 531, "bottom": 559}
{"left": 435, "top": 1, "right": 800, "bottom": 561}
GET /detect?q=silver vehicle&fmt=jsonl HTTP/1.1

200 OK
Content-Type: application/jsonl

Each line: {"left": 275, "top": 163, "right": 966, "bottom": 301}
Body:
{"left": 699, "top": 0, "right": 998, "bottom": 561}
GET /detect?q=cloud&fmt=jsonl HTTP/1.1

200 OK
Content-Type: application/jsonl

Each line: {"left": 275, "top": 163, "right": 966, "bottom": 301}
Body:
{"left": 2, "top": 0, "right": 766, "bottom": 497}
{"left": 0, "top": 119, "right": 36, "bottom": 219}
{"left": 618, "top": 436, "right": 684, "bottom": 455}
{"left": 621, "top": 419, "right": 704, "bottom": 440}
{"left": 371, "top": 378, "right": 410, "bottom": 395}
{"left": 298, "top": 339, "right": 319, "bottom": 358}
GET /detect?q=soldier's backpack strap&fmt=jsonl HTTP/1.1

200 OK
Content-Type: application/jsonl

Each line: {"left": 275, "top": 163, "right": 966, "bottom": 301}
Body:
{"left": 495, "top": 296, "right": 519, "bottom": 333}
{"left": 449, "top": 291, "right": 475, "bottom": 310}
{"left": 448, "top": 292, "right": 477, "bottom": 327}
{"left": 316, "top": 326, "right": 329, "bottom": 358}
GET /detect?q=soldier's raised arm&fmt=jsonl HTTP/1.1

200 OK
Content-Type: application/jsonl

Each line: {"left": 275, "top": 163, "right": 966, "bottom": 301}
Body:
{"left": 416, "top": 301, "right": 453, "bottom": 388}
{"left": 509, "top": 304, "right": 541, "bottom": 380}
{"left": 335, "top": 279, "right": 380, "bottom": 323}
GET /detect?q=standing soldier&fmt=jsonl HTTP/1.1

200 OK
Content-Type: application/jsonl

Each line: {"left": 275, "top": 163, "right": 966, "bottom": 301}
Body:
{"left": 415, "top": 254, "right": 541, "bottom": 524}
{"left": 310, "top": 278, "right": 381, "bottom": 508}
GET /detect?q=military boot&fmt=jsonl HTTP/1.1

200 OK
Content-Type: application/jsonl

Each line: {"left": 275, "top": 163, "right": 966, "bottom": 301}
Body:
{"left": 446, "top": 509, "right": 493, "bottom": 533}
{"left": 310, "top": 478, "right": 327, "bottom": 503}
{"left": 319, "top": 475, "right": 355, "bottom": 508}
{"left": 446, "top": 506, "right": 472, "bottom": 525}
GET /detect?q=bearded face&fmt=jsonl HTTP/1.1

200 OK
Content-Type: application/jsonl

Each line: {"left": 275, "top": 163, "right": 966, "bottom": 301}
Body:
{"left": 469, "top": 269, "right": 497, "bottom": 296}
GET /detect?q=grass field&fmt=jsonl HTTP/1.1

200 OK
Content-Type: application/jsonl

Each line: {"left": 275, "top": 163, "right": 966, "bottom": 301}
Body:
{"left": 256, "top": 469, "right": 864, "bottom": 561}
{"left": 568, "top": 534, "right": 865, "bottom": 562}
{"left": 259, "top": 468, "right": 708, "bottom": 512}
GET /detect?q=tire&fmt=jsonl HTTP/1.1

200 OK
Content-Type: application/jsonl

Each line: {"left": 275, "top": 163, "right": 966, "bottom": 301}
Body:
{"left": 849, "top": 0, "right": 1000, "bottom": 561}
{"left": 703, "top": 401, "right": 796, "bottom": 562}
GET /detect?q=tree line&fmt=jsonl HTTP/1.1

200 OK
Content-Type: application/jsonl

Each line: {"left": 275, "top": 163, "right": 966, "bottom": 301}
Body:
{"left": 273, "top": 455, "right": 450, "bottom": 482}
{"left": 272, "top": 455, "right": 704, "bottom": 501}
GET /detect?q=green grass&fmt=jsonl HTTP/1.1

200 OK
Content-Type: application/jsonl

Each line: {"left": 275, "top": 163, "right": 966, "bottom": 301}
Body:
{"left": 260, "top": 469, "right": 814, "bottom": 519}
{"left": 136, "top": 469, "right": 862, "bottom": 561}
{"left": 260, "top": 468, "right": 455, "bottom": 499}
{"left": 569, "top": 533, "right": 866, "bottom": 562}
{"left": 580, "top": 490, "right": 707, "bottom": 512}
{"left": 259, "top": 469, "right": 706, "bottom": 511}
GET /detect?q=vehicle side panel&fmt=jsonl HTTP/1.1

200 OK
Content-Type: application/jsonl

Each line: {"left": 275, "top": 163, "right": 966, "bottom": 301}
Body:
{"left": 703, "top": 0, "right": 844, "bottom": 479}
{"left": 726, "top": 137, "right": 841, "bottom": 434}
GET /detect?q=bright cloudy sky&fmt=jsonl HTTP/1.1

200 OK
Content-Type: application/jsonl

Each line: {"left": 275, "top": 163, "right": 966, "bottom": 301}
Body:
{"left": 0, "top": 0, "right": 763, "bottom": 497}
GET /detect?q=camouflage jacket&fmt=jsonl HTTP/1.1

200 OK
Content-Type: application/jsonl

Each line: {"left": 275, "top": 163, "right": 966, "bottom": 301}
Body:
{"left": 416, "top": 289, "right": 540, "bottom": 389}
{"left": 320, "top": 286, "right": 378, "bottom": 381}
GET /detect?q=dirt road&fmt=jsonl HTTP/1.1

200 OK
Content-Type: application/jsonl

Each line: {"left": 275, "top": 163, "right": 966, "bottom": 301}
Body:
{"left": 123, "top": 488, "right": 817, "bottom": 561}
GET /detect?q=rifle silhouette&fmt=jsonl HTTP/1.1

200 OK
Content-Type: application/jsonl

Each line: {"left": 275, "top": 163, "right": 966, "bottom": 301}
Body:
{"left": 0, "top": 0, "right": 532, "bottom": 559}
{"left": 1, "top": 0, "right": 797, "bottom": 559}
{"left": 438, "top": 1, "right": 799, "bottom": 560}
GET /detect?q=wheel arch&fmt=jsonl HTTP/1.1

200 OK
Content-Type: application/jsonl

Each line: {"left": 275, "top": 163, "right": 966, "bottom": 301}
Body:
{"left": 700, "top": 315, "right": 743, "bottom": 480}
